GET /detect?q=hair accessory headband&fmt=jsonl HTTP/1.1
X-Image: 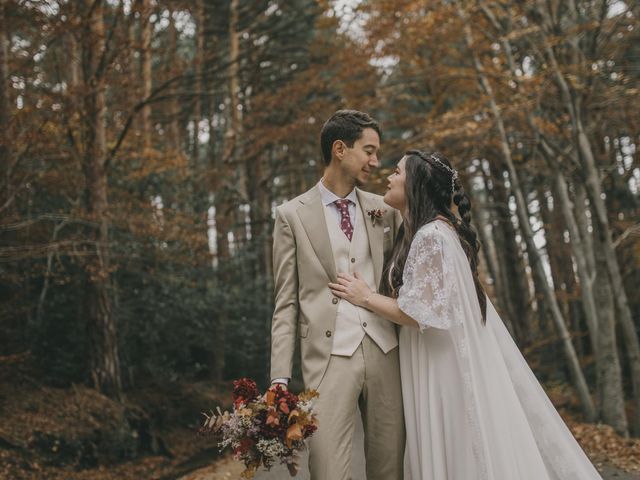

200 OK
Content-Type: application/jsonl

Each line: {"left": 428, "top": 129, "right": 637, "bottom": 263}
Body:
{"left": 419, "top": 152, "right": 459, "bottom": 194}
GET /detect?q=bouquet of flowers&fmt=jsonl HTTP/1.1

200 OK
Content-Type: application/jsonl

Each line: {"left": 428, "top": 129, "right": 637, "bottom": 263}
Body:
{"left": 200, "top": 378, "right": 319, "bottom": 478}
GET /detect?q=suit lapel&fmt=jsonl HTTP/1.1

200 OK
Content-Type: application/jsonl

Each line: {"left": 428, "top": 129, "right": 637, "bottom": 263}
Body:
{"left": 297, "top": 186, "right": 337, "bottom": 282}
{"left": 356, "top": 189, "right": 383, "bottom": 288}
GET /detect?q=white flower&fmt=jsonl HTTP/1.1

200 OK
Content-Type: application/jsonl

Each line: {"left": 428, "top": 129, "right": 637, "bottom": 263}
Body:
{"left": 256, "top": 438, "right": 287, "bottom": 458}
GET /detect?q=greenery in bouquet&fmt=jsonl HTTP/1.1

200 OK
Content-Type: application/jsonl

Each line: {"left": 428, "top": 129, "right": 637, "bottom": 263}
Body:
{"left": 200, "top": 378, "right": 319, "bottom": 478}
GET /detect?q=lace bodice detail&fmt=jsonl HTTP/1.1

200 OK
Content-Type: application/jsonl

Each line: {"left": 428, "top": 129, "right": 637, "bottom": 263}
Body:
{"left": 397, "top": 222, "right": 462, "bottom": 331}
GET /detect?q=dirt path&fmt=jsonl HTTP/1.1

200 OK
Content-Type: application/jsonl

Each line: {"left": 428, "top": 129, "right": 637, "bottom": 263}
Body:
{"left": 185, "top": 456, "right": 640, "bottom": 480}
{"left": 181, "top": 413, "right": 640, "bottom": 480}
{"left": 177, "top": 455, "right": 245, "bottom": 480}
{"left": 184, "top": 456, "right": 640, "bottom": 480}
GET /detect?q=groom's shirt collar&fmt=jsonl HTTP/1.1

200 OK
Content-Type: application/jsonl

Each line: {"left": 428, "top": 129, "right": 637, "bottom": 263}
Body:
{"left": 318, "top": 179, "right": 358, "bottom": 206}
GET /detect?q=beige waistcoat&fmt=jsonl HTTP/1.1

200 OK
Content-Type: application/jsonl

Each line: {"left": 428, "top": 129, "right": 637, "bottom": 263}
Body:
{"left": 324, "top": 200, "right": 397, "bottom": 356}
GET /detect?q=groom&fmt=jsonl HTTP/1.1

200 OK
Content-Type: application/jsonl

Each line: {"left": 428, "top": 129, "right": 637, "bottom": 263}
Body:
{"left": 269, "top": 110, "right": 405, "bottom": 479}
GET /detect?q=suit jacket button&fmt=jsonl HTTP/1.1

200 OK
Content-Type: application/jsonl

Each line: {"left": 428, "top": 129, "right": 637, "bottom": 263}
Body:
{"left": 363, "top": 322, "right": 367, "bottom": 328}
{"left": 351, "top": 257, "right": 355, "bottom": 263}
{"left": 326, "top": 330, "right": 332, "bottom": 338}
{"left": 332, "top": 297, "right": 338, "bottom": 304}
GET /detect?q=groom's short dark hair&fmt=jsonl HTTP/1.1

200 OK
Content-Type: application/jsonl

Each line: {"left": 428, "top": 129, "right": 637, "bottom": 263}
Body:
{"left": 320, "top": 110, "right": 381, "bottom": 165}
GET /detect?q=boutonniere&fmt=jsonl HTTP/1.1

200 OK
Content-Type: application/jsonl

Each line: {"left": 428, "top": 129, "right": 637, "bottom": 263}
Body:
{"left": 366, "top": 208, "right": 386, "bottom": 226}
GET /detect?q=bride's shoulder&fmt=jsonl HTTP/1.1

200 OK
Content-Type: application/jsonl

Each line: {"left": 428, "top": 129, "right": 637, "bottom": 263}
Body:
{"left": 411, "top": 220, "right": 459, "bottom": 256}
{"left": 412, "top": 221, "right": 445, "bottom": 248}
{"left": 416, "top": 218, "right": 454, "bottom": 238}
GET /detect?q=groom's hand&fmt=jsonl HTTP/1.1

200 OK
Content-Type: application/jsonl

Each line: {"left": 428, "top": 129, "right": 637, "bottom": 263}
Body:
{"left": 269, "top": 382, "right": 288, "bottom": 392}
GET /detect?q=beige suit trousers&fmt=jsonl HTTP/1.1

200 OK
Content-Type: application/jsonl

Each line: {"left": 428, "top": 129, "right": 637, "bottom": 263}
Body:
{"left": 308, "top": 335, "right": 405, "bottom": 480}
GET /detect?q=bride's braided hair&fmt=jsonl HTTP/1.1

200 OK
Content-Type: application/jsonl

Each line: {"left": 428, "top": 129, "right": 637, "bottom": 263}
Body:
{"left": 381, "top": 150, "right": 487, "bottom": 324}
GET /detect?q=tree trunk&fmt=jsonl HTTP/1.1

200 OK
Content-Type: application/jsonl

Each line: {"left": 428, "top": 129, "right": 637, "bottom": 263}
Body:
{"left": 192, "top": 0, "right": 204, "bottom": 165}
{"left": 490, "top": 170, "right": 532, "bottom": 345}
{"left": 538, "top": 186, "right": 575, "bottom": 332}
{"left": 140, "top": 0, "right": 152, "bottom": 151}
{"left": 212, "top": 197, "right": 230, "bottom": 383}
{"left": 0, "top": 0, "right": 10, "bottom": 194}
{"left": 539, "top": 143, "right": 599, "bottom": 352}
{"left": 167, "top": 9, "right": 181, "bottom": 154}
{"left": 522, "top": 183, "right": 550, "bottom": 332}
{"left": 81, "top": 0, "right": 121, "bottom": 401}
{"left": 127, "top": 5, "right": 137, "bottom": 107}
{"left": 456, "top": 3, "right": 596, "bottom": 420}
{"left": 225, "top": 0, "right": 242, "bottom": 176}
{"left": 573, "top": 185, "right": 596, "bottom": 282}
{"left": 469, "top": 172, "right": 515, "bottom": 335}
{"left": 246, "top": 152, "right": 270, "bottom": 280}
{"left": 592, "top": 219, "right": 628, "bottom": 435}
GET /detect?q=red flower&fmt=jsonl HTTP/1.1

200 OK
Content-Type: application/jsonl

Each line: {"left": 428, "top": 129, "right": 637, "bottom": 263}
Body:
{"left": 274, "top": 387, "right": 299, "bottom": 413}
{"left": 234, "top": 437, "right": 255, "bottom": 455}
{"left": 303, "top": 423, "right": 318, "bottom": 438}
{"left": 366, "top": 208, "right": 386, "bottom": 226}
{"left": 233, "top": 378, "right": 259, "bottom": 406}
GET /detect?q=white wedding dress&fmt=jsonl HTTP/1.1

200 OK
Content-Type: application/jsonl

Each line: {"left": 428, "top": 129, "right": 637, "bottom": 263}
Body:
{"left": 396, "top": 219, "right": 603, "bottom": 480}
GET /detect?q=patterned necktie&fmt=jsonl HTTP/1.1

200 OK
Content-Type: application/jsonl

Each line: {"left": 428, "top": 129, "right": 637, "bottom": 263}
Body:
{"left": 334, "top": 199, "right": 353, "bottom": 241}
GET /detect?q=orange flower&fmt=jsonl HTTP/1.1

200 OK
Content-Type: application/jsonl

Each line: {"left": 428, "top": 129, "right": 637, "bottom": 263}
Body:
{"left": 298, "top": 389, "right": 319, "bottom": 403}
{"left": 288, "top": 409, "right": 300, "bottom": 422}
{"left": 286, "top": 422, "right": 303, "bottom": 447}
{"left": 265, "top": 390, "right": 276, "bottom": 407}
{"left": 279, "top": 399, "right": 290, "bottom": 414}
{"left": 266, "top": 407, "right": 280, "bottom": 426}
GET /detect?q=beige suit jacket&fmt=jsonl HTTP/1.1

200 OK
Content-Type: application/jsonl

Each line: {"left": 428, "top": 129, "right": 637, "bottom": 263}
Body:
{"left": 270, "top": 184, "right": 403, "bottom": 390}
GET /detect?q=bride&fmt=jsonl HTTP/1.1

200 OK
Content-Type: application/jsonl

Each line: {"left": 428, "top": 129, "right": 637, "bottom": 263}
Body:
{"left": 329, "top": 150, "right": 603, "bottom": 480}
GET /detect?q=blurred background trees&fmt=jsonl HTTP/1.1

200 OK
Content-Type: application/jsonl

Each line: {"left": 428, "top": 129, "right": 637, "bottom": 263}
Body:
{"left": 1, "top": 0, "right": 639, "bottom": 439}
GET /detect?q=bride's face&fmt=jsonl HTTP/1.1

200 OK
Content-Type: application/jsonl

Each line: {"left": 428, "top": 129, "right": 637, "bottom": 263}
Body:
{"left": 384, "top": 156, "right": 407, "bottom": 212}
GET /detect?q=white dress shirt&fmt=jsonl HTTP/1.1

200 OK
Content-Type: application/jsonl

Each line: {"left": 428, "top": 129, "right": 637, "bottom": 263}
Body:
{"left": 317, "top": 179, "right": 358, "bottom": 227}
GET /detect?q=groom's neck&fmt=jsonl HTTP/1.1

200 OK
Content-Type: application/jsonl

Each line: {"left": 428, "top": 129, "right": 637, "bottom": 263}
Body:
{"left": 322, "top": 168, "right": 356, "bottom": 198}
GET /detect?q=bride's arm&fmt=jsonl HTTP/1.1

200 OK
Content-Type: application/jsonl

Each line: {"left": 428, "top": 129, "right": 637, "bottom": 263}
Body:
{"left": 329, "top": 272, "right": 419, "bottom": 328}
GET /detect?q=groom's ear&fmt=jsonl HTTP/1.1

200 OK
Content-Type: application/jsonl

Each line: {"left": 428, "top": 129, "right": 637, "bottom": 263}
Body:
{"left": 333, "top": 139, "right": 345, "bottom": 160}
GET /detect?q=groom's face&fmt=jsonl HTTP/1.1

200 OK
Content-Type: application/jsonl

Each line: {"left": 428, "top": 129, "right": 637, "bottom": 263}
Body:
{"left": 338, "top": 127, "right": 380, "bottom": 186}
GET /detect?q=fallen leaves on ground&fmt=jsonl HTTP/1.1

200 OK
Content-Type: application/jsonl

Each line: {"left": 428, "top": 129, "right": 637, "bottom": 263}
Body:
{"left": 569, "top": 421, "right": 640, "bottom": 473}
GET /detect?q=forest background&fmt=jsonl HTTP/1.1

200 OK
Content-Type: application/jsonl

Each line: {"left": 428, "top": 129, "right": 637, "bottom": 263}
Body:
{"left": 0, "top": 0, "right": 639, "bottom": 478}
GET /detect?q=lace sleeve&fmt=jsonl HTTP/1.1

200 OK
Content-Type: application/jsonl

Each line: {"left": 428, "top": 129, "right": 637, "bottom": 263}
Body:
{"left": 397, "top": 225, "right": 460, "bottom": 331}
